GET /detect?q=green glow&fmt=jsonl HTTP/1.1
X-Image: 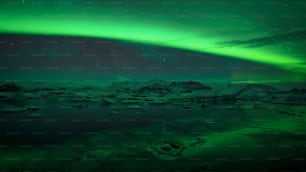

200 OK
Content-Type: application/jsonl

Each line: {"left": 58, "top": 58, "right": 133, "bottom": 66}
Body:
{"left": 0, "top": 1, "right": 305, "bottom": 73}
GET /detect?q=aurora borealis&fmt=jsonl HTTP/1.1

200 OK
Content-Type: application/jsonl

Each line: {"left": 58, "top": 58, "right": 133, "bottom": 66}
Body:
{"left": 0, "top": 0, "right": 306, "bottom": 81}
{"left": 1, "top": 1, "right": 306, "bottom": 171}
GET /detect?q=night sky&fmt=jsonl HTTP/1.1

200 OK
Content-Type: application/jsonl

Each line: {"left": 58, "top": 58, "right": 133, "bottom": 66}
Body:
{"left": 0, "top": 0, "right": 306, "bottom": 82}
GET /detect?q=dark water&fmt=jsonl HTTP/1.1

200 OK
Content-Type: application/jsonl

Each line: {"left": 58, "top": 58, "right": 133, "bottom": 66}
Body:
{"left": 0, "top": 81, "right": 305, "bottom": 171}
{"left": 0, "top": 104, "right": 243, "bottom": 146}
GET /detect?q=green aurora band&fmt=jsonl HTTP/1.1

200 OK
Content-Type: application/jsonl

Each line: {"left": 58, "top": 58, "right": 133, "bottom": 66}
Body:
{"left": 0, "top": 0, "right": 306, "bottom": 75}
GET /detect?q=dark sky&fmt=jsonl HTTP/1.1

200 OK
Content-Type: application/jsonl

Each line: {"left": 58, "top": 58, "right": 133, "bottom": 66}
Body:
{"left": 0, "top": 34, "right": 300, "bottom": 82}
{"left": 0, "top": 0, "right": 305, "bottom": 82}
